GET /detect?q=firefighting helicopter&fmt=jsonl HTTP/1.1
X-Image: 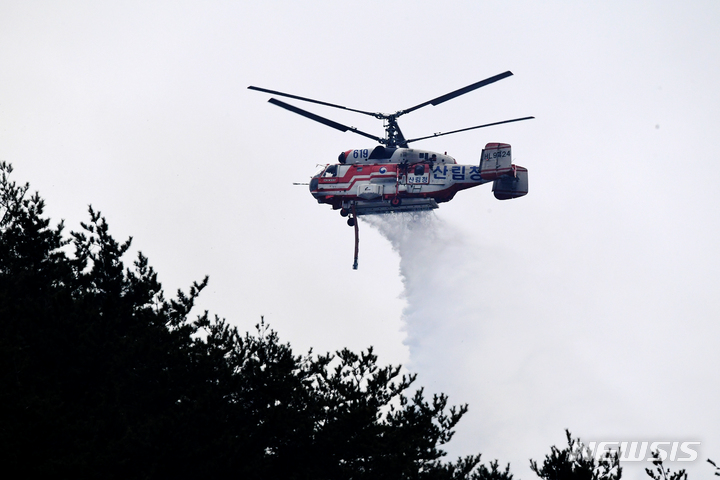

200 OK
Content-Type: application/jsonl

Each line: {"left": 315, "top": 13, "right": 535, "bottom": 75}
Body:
{"left": 249, "top": 71, "right": 533, "bottom": 268}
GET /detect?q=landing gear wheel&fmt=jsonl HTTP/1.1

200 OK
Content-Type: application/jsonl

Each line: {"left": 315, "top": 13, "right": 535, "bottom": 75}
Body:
{"left": 340, "top": 208, "right": 349, "bottom": 217}
{"left": 347, "top": 217, "right": 356, "bottom": 227}
{"left": 390, "top": 197, "right": 402, "bottom": 207}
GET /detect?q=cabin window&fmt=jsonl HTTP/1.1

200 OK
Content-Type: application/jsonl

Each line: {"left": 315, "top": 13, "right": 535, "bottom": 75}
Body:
{"left": 414, "top": 165, "right": 425, "bottom": 176}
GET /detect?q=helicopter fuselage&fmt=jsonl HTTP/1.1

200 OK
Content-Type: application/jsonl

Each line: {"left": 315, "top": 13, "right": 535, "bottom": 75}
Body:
{"left": 310, "top": 144, "right": 526, "bottom": 216}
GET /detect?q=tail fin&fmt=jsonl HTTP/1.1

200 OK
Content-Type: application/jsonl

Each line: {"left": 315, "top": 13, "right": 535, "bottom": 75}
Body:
{"left": 480, "top": 143, "right": 513, "bottom": 180}
{"left": 493, "top": 165, "right": 528, "bottom": 200}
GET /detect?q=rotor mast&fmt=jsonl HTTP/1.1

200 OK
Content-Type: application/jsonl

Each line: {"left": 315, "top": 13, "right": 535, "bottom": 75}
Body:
{"left": 382, "top": 113, "right": 407, "bottom": 148}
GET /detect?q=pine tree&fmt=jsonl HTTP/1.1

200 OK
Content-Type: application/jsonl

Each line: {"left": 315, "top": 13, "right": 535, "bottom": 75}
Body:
{"left": 530, "top": 430, "right": 622, "bottom": 480}
{"left": 0, "top": 162, "right": 509, "bottom": 479}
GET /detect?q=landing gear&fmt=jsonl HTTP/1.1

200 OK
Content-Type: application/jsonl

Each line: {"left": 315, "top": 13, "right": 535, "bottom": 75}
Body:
{"left": 340, "top": 207, "right": 354, "bottom": 225}
{"left": 390, "top": 197, "right": 402, "bottom": 207}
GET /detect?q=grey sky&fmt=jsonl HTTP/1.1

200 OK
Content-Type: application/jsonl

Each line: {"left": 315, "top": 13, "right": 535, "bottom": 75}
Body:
{"left": 2, "top": 1, "right": 719, "bottom": 478}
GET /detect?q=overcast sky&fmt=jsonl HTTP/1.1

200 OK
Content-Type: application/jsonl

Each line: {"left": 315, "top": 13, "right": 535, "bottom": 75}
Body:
{"left": 2, "top": 1, "right": 719, "bottom": 478}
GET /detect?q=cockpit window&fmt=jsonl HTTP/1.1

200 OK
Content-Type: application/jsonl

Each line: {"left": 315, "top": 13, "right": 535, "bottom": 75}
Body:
{"left": 312, "top": 165, "right": 327, "bottom": 178}
{"left": 323, "top": 165, "right": 338, "bottom": 177}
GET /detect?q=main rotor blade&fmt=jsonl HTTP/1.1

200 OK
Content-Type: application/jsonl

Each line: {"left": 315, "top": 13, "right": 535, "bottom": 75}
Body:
{"left": 249, "top": 85, "right": 379, "bottom": 117}
{"left": 267, "top": 98, "right": 383, "bottom": 143}
{"left": 404, "top": 116, "right": 535, "bottom": 144}
{"left": 400, "top": 71, "right": 514, "bottom": 116}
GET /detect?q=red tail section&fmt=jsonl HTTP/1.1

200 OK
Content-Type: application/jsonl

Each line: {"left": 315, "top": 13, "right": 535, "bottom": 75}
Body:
{"left": 480, "top": 143, "right": 528, "bottom": 199}
{"left": 492, "top": 166, "right": 528, "bottom": 200}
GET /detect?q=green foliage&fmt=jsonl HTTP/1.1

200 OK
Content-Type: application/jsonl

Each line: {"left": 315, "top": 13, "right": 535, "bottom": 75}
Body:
{"left": 530, "top": 430, "right": 622, "bottom": 480}
{"left": 0, "top": 161, "right": 504, "bottom": 479}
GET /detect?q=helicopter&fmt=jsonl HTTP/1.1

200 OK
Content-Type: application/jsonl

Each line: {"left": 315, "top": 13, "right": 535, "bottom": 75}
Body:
{"left": 249, "top": 71, "right": 533, "bottom": 268}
